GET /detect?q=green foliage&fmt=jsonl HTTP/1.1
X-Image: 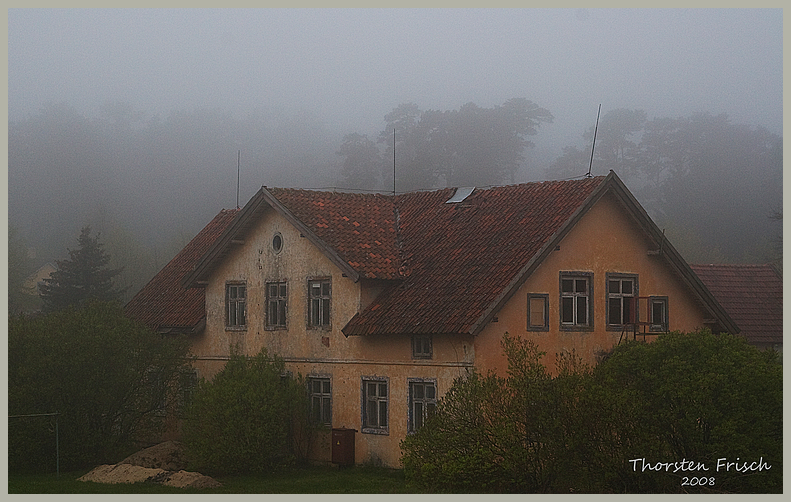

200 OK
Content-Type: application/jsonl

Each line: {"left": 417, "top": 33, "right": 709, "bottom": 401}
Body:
{"left": 7, "top": 301, "right": 192, "bottom": 472}
{"left": 8, "top": 224, "right": 39, "bottom": 314}
{"left": 402, "top": 334, "right": 577, "bottom": 492}
{"left": 39, "top": 226, "right": 126, "bottom": 313}
{"left": 401, "top": 330, "right": 782, "bottom": 493}
{"left": 182, "top": 348, "right": 310, "bottom": 476}
{"left": 585, "top": 330, "right": 783, "bottom": 493}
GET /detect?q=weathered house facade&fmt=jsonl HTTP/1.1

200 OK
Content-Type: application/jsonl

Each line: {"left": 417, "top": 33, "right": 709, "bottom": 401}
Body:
{"left": 126, "top": 171, "right": 737, "bottom": 468}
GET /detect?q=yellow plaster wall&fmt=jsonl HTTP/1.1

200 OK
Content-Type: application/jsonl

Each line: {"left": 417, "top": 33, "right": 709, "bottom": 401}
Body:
{"left": 475, "top": 191, "right": 711, "bottom": 376}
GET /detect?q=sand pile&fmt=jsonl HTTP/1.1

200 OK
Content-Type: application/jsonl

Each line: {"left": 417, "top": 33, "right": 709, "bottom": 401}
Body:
{"left": 78, "top": 441, "right": 221, "bottom": 489}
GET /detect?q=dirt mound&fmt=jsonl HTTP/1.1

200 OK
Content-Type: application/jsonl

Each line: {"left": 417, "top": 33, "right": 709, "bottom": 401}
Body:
{"left": 78, "top": 441, "right": 220, "bottom": 489}
{"left": 78, "top": 463, "right": 165, "bottom": 484}
{"left": 119, "top": 440, "right": 188, "bottom": 471}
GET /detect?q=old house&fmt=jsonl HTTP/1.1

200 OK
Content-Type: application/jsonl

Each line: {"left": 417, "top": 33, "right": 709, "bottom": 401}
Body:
{"left": 125, "top": 171, "right": 737, "bottom": 468}
{"left": 690, "top": 263, "right": 783, "bottom": 354}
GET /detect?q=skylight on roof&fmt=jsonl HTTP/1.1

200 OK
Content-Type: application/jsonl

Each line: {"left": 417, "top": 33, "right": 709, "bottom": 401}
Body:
{"left": 446, "top": 187, "right": 475, "bottom": 203}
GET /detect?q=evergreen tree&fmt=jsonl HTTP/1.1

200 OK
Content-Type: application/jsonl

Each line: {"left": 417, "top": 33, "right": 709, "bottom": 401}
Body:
{"left": 39, "top": 226, "right": 125, "bottom": 312}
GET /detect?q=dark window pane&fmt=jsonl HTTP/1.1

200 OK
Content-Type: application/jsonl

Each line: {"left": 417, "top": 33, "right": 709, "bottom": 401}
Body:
{"left": 561, "top": 297, "right": 574, "bottom": 323}
{"left": 379, "top": 383, "right": 387, "bottom": 398}
{"left": 312, "top": 397, "right": 321, "bottom": 420}
{"left": 415, "top": 402, "right": 423, "bottom": 429}
{"left": 280, "top": 284, "right": 287, "bottom": 297}
{"left": 367, "top": 382, "right": 377, "bottom": 397}
{"left": 312, "top": 299, "right": 320, "bottom": 325}
{"left": 577, "top": 297, "right": 587, "bottom": 325}
{"left": 575, "top": 279, "right": 587, "bottom": 293}
{"left": 322, "top": 282, "right": 330, "bottom": 296}
{"left": 323, "top": 380, "right": 331, "bottom": 394}
{"left": 322, "top": 298, "right": 330, "bottom": 325}
{"left": 622, "top": 280, "right": 633, "bottom": 295}
{"left": 414, "top": 383, "right": 424, "bottom": 399}
{"left": 367, "top": 400, "right": 377, "bottom": 427}
{"left": 653, "top": 301, "right": 665, "bottom": 325}
{"left": 609, "top": 297, "right": 620, "bottom": 324}
{"left": 609, "top": 280, "right": 620, "bottom": 294}
{"left": 322, "top": 397, "right": 331, "bottom": 423}
{"left": 561, "top": 278, "right": 574, "bottom": 293}
{"left": 426, "top": 384, "right": 435, "bottom": 399}
{"left": 379, "top": 401, "right": 387, "bottom": 427}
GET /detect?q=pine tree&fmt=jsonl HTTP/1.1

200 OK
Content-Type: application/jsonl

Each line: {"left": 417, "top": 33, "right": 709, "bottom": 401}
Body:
{"left": 39, "top": 226, "right": 125, "bottom": 312}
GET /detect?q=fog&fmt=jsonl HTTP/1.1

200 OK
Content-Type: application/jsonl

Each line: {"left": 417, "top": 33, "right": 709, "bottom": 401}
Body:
{"left": 7, "top": 8, "right": 783, "bottom": 300}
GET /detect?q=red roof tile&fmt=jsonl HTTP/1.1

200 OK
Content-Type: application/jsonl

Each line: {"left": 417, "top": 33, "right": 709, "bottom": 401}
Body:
{"left": 690, "top": 264, "right": 783, "bottom": 345}
{"left": 268, "top": 189, "right": 399, "bottom": 280}
{"left": 124, "top": 209, "right": 239, "bottom": 331}
{"left": 344, "top": 177, "right": 606, "bottom": 335}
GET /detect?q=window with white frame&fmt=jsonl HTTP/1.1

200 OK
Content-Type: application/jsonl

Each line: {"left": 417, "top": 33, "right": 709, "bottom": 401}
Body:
{"left": 266, "top": 281, "right": 287, "bottom": 329}
{"left": 362, "top": 377, "right": 388, "bottom": 433}
{"left": 308, "top": 279, "right": 331, "bottom": 327}
{"left": 408, "top": 379, "right": 437, "bottom": 433}
{"left": 308, "top": 377, "right": 331, "bottom": 426}
{"left": 607, "top": 274, "right": 638, "bottom": 328}
{"left": 226, "top": 283, "right": 246, "bottom": 328}
{"left": 650, "top": 296, "right": 669, "bottom": 332}
{"left": 560, "top": 273, "right": 592, "bottom": 329}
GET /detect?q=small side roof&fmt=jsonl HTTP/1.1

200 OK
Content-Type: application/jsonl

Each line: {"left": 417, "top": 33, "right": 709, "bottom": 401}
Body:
{"left": 690, "top": 263, "right": 783, "bottom": 346}
{"left": 124, "top": 209, "right": 239, "bottom": 333}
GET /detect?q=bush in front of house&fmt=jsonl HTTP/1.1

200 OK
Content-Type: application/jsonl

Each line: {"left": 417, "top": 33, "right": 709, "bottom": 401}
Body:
{"left": 7, "top": 301, "right": 192, "bottom": 473}
{"left": 182, "top": 348, "right": 309, "bottom": 476}
{"left": 401, "top": 330, "right": 782, "bottom": 493}
{"left": 401, "top": 334, "right": 585, "bottom": 493}
{"left": 583, "top": 330, "right": 783, "bottom": 493}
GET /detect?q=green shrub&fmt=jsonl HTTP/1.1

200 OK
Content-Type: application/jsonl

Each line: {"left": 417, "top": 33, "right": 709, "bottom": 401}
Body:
{"left": 182, "top": 348, "right": 309, "bottom": 475}
{"left": 8, "top": 301, "right": 192, "bottom": 472}
{"left": 585, "top": 330, "right": 783, "bottom": 493}
{"left": 401, "top": 330, "right": 782, "bottom": 493}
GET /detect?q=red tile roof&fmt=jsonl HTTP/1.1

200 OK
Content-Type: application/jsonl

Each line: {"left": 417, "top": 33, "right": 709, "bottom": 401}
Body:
{"left": 343, "top": 177, "right": 606, "bottom": 335}
{"left": 268, "top": 189, "right": 399, "bottom": 280}
{"left": 129, "top": 172, "right": 738, "bottom": 339}
{"left": 124, "top": 209, "right": 239, "bottom": 332}
{"left": 690, "top": 264, "right": 783, "bottom": 346}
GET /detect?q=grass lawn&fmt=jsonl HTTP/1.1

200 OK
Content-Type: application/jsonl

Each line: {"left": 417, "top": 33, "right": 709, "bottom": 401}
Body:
{"left": 8, "top": 464, "right": 416, "bottom": 494}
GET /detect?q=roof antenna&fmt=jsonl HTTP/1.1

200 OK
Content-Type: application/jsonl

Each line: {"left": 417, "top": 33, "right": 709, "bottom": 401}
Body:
{"left": 586, "top": 104, "right": 601, "bottom": 178}
{"left": 236, "top": 150, "right": 241, "bottom": 209}
{"left": 393, "top": 128, "right": 396, "bottom": 196}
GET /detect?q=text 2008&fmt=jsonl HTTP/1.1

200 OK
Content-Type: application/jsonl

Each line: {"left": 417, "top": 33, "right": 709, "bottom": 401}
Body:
{"left": 681, "top": 477, "right": 715, "bottom": 486}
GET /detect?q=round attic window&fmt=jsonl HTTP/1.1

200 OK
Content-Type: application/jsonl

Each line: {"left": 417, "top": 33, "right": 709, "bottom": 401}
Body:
{"left": 272, "top": 233, "right": 283, "bottom": 254}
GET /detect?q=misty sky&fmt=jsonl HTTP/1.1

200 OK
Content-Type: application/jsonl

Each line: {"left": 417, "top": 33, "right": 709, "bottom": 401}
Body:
{"left": 8, "top": 8, "right": 783, "bottom": 168}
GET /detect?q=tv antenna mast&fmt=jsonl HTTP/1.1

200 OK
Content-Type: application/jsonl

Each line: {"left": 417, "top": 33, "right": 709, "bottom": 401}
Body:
{"left": 236, "top": 150, "right": 241, "bottom": 209}
{"left": 586, "top": 104, "right": 601, "bottom": 178}
{"left": 392, "top": 128, "right": 396, "bottom": 196}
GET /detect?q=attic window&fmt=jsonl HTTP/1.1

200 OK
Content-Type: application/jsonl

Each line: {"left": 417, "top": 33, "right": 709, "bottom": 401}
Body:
{"left": 272, "top": 233, "right": 283, "bottom": 254}
{"left": 445, "top": 187, "right": 475, "bottom": 203}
